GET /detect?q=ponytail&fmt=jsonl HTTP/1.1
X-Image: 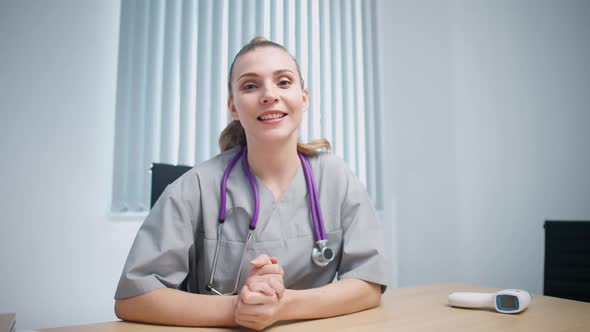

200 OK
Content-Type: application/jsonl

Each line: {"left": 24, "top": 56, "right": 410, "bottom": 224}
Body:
{"left": 218, "top": 120, "right": 246, "bottom": 152}
{"left": 297, "top": 139, "right": 331, "bottom": 156}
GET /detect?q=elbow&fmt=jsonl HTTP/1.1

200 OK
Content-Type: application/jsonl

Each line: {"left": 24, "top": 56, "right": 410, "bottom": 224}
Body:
{"left": 114, "top": 298, "right": 130, "bottom": 321}
{"left": 351, "top": 279, "right": 382, "bottom": 310}
{"left": 114, "top": 289, "right": 164, "bottom": 323}
{"left": 372, "top": 290, "right": 382, "bottom": 308}
{"left": 366, "top": 283, "right": 382, "bottom": 309}
{"left": 114, "top": 299, "right": 124, "bottom": 320}
{"left": 368, "top": 292, "right": 381, "bottom": 309}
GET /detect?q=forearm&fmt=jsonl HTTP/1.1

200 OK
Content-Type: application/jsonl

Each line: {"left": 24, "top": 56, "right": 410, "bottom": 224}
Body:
{"left": 280, "top": 278, "right": 381, "bottom": 321}
{"left": 115, "top": 288, "right": 237, "bottom": 327}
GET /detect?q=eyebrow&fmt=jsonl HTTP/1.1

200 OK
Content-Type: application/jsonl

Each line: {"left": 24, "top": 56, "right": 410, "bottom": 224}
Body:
{"left": 238, "top": 69, "right": 295, "bottom": 80}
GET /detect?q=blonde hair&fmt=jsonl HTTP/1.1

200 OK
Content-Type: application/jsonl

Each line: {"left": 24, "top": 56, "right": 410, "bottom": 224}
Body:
{"left": 219, "top": 36, "right": 331, "bottom": 156}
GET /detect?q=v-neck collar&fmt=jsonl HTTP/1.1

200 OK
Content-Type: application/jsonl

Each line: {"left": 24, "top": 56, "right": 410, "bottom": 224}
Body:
{"left": 221, "top": 148, "right": 310, "bottom": 238}
{"left": 253, "top": 165, "right": 304, "bottom": 205}
{"left": 250, "top": 165, "right": 306, "bottom": 237}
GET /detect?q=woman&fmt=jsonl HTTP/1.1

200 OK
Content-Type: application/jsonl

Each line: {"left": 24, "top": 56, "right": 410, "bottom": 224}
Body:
{"left": 114, "top": 36, "right": 387, "bottom": 330}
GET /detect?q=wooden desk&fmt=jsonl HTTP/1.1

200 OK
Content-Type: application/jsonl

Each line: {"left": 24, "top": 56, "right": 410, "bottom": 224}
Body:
{"left": 39, "top": 283, "right": 590, "bottom": 332}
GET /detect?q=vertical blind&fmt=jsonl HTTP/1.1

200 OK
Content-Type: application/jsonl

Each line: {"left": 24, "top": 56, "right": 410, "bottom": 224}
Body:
{"left": 112, "top": 0, "right": 383, "bottom": 213}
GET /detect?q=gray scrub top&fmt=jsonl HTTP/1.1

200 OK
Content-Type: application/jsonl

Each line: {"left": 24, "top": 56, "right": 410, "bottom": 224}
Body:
{"left": 115, "top": 146, "right": 388, "bottom": 299}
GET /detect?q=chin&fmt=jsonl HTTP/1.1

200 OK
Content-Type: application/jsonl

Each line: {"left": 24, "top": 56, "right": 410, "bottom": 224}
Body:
{"left": 252, "top": 130, "right": 298, "bottom": 145}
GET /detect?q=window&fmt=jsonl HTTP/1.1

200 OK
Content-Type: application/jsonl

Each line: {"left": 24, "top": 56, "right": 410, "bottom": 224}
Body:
{"left": 112, "top": 0, "right": 383, "bottom": 213}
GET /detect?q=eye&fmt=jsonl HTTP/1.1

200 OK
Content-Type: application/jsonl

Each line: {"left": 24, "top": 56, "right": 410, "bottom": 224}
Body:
{"left": 242, "top": 83, "right": 257, "bottom": 91}
{"left": 278, "top": 79, "right": 292, "bottom": 87}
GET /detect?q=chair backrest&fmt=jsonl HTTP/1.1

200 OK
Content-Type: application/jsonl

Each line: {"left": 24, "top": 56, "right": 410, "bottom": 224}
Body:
{"left": 150, "top": 163, "right": 192, "bottom": 209}
{"left": 544, "top": 220, "right": 590, "bottom": 302}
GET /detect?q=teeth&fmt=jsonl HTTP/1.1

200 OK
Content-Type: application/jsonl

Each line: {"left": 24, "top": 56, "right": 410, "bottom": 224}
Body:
{"left": 259, "top": 113, "right": 285, "bottom": 121}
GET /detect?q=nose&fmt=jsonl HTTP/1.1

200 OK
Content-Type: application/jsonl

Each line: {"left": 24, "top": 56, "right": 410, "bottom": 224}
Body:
{"left": 259, "top": 85, "right": 279, "bottom": 105}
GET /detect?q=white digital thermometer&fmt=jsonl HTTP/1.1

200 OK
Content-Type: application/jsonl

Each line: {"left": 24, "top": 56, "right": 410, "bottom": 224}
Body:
{"left": 448, "top": 289, "right": 532, "bottom": 314}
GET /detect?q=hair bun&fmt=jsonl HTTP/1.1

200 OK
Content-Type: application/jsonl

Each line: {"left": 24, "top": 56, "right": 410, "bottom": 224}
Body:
{"left": 249, "top": 36, "right": 267, "bottom": 44}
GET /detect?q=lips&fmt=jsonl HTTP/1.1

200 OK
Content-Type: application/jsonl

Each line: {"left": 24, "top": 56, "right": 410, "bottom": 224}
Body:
{"left": 257, "top": 110, "right": 287, "bottom": 121}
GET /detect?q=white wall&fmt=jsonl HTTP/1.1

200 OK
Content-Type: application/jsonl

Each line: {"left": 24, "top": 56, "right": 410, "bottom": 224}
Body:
{"left": 378, "top": 0, "right": 590, "bottom": 293}
{"left": 452, "top": 0, "right": 590, "bottom": 292}
{"left": 0, "top": 1, "right": 140, "bottom": 330}
{"left": 377, "top": 0, "right": 460, "bottom": 287}
{"left": 1, "top": 0, "right": 589, "bottom": 330}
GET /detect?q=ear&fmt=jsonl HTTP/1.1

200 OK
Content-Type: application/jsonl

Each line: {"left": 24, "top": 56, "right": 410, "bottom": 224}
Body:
{"left": 227, "top": 96, "right": 239, "bottom": 120}
{"left": 302, "top": 88, "right": 309, "bottom": 112}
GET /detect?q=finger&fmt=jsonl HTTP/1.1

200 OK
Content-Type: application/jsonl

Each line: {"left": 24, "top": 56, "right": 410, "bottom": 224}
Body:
{"left": 247, "top": 264, "right": 283, "bottom": 279}
{"left": 248, "top": 264, "right": 284, "bottom": 278}
{"left": 256, "top": 263, "right": 284, "bottom": 276}
{"left": 240, "top": 287, "right": 278, "bottom": 305}
{"left": 242, "top": 292, "right": 277, "bottom": 305}
{"left": 267, "top": 278, "right": 286, "bottom": 298}
{"left": 237, "top": 314, "right": 270, "bottom": 330}
{"left": 237, "top": 319, "right": 264, "bottom": 331}
{"left": 248, "top": 281, "right": 276, "bottom": 296}
{"left": 234, "top": 316, "right": 260, "bottom": 330}
{"left": 247, "top": 274, "right": 284, "bottom": 289}
{"left": 245, "top": 274, "right": 283, "bottom": 289}
{"left": 249, "top": 254, "right": 273, "bottom": 268}
{"left": 235, "top": 311, "right": 264, "bottom": 321}
{"left": 236, "top": 303, "right": 277, "bottom": 329}
{"left": 238, "top": 301, "right": 276, "bottom": 316}
{"left": 270, "top": 256, "right": 279, "bottom": 264}
{"left": 235, "top": 310, "right": 259, "bottom": 321}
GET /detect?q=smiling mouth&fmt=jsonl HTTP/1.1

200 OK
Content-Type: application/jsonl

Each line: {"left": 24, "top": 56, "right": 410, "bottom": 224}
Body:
{"left": 258, "top": 113, "right": 287, "bottom": 121}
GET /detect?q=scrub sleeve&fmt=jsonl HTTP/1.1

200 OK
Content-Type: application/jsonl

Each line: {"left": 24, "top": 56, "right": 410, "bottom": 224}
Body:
{"left": 321, "top": 154, "right": 388, "bottom": 292}
{"left": 114, "top": 172, "right": 200, "bottom": 299}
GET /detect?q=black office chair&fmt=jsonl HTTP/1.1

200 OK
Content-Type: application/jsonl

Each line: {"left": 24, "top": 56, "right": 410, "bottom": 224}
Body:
{"left": 150, "top": 163, "right": 192, "bottom": 208}
{"left": 544, "top": 220, "right": 590, "bottom": 302}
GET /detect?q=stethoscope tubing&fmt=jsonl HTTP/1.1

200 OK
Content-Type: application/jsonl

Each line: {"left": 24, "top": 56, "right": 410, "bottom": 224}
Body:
{"left": 299, "top": 153, "right": 326, "bottom": 240}
{"left": 218, "top": 146, "right": 325, "bottom": 240}
{"left": 208, "top": 146, "right": 329, "bottom": 295}
{"left": 240, "top": 147, "right": 260, "bottom": 230}
{"left": 208, "top": 224, "right": 253, "bottom": 295}
{"left": 218, "top": 149, "right": 242, "bottom": 223}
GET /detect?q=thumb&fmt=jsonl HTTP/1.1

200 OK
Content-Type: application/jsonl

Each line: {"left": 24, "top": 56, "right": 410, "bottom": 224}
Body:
{"left": 250, "top": 254, "right": 273, "bottom": 268}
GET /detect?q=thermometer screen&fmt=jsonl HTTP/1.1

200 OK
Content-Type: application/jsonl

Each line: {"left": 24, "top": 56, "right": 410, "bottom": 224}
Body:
{"left": 498, "top": 295, "right": 518, "bottom": 309}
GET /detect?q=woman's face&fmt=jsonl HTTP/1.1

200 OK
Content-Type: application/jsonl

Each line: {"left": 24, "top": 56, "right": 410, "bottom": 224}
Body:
{"left": 228, "top": 46, "right": 308, "bottom": 147}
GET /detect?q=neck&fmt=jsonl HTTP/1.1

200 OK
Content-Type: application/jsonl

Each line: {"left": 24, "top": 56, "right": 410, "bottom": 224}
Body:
{"left": 245, "top": 138, "right": 300, "bottom": 182}
{"left": 244, "top": 136, "right": 301, "bottom": 203}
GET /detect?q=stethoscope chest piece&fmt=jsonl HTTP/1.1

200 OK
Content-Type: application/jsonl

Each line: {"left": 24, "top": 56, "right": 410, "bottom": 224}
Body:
{"left": 312, "top": 239, "right": 334, "bottom": 267}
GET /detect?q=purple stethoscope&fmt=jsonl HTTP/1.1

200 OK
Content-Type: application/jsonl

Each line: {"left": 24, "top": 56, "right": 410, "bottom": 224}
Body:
{"left": 206, "top": 146, "right": 334, "bottom": 295}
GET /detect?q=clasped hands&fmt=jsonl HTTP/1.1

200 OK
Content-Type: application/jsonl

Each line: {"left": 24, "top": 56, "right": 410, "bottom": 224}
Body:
{"left": 234, "top": 254, "right": 287, "bottom": 330}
